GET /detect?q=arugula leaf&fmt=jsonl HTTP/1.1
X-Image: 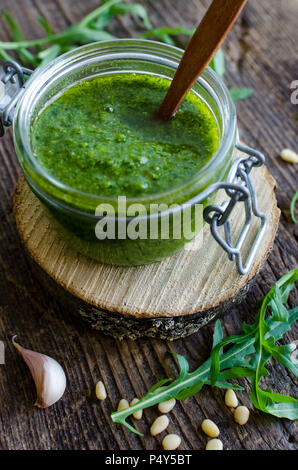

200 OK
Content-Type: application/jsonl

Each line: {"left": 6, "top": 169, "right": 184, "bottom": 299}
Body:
{"left": 212, "top": 319, "right": 224, "bottom": 348}
{"left": 112, "top": 269, "right": 298, "bottom": 434}
{"left": 91, "top": 2, "right": 151, "bottom": 30}
{"left": 77, "top": 0, "right": 123, "bottom": 28}
{"left": 0, "top": 49, "right": 13, "bottom": 62}
{"left": 111, "top": 4, "right": 151, "bottom": 29}
{"left": 37, "top": 17, "right": 53, "bottom": 36}
{"left": 290, "top": 191, "right": 298, "bottom": 224}
{"left": 211, "top": 268, "right": 298, "bottom": 421}
{"left": 37, "top": 44, "right": 61, "bottom": 67}
{"left": 208, "top": 49, "right": 253, "bottom": 101}
{"left": 266, "top": 402, "right": 298, "bottom": 420}
{"left": 0, "top": 0, "right": 149, "bottom": 67}
{"left": 147, "top": 378, "right": 171, "bottom": 393}
{"left": 0, "top": 3, "right": 254, "bottom": 104}
{"left": 266, "top": 340, "right": 297, "bottom": 376}
{"left": 230, "top": 87, "right": 253, "bottom": 101}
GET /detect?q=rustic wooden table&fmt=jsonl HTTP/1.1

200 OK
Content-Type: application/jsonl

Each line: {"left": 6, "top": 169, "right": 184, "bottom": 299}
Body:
{"left": 0, "top": 0, "right": 297, "bottom": 451}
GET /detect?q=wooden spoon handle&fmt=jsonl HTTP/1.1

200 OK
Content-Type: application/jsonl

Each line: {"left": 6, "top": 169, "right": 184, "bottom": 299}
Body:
{"left": 156, "top": 0, "right": 247, "bottom": 120}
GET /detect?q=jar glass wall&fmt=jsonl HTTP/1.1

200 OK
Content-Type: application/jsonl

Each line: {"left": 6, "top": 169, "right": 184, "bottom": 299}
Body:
{"left": 13, "top": 40, "right": 237, "bottom": 265}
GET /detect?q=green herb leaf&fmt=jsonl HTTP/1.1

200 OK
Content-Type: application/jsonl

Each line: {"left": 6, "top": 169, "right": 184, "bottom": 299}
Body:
{"left": 37, "top": 17, "right": 53, "bottom": 36}
{"left": 265, "top": 339, "right": 298, "bottom": 377}
{"left": 0, "top": 1, "right": 151, "bottom": 68}
{"left": 37, "top": 44, "right": 61, "bottom": 67}
{"left": 266, "top": 402, "right": 298, "bottom": 420}
{"left": 209, "top": 49, "right": 225, "bottom": 78}
{"left": 78, "top": 0, "right": 123, "bottom": 28}
{"left": 1, "top": 9, "right": 37, "bottom": 66}
{"left": 290, "top": 191, "right": 298, "bottom": 224}
{"left": 230, "top": 87, "right": 253, "bottom": 101}
{"left": 174, "top": 381, "right": 205, "bottom": 400}
{"left": 208, "top": 50, "right": 253, "bottom": 100}
{"left": 0, "top": 2, "right": 253, "bottom": 110}
{"left": 111, "top": 4, "right": 152, "bottom": 29}
{"left": 147, "top": 378, "right": 171, "bottom": 393}
{"left": 90, "top": 2, "right": 151, "bottom": 30}
{"left": 212, "top": 319, "right": 224, "bottom": 348}
{"left": 141, "top": 27, "right": 194, "bottom": 46}
{"left": 112, "top": 269, "right": 298, "bottom": 434}
{"left": 0, "top": 49, "right": 14, "bottom": 62}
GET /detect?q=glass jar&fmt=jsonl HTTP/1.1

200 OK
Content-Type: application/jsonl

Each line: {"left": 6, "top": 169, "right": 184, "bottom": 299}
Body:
{"left": 12, "top": 39, "right": 239, "bottom": 265}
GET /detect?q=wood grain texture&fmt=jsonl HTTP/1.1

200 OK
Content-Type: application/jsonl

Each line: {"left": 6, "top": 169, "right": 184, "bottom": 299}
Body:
{"left": 0, "top": 0, "right": 297, "bottom": 450}
{"left": 13, "top": 159, "right": 280, "bottom": 339}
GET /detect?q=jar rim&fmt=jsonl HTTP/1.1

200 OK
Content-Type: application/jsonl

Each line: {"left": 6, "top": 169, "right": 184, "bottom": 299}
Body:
{"left": 13, "top": 39, "right": 237, "bottom": 210}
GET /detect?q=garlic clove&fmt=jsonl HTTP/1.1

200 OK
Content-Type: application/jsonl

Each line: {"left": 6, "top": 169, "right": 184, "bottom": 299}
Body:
{"left": 12, "top": 336, "right": 66, "bottom": 408}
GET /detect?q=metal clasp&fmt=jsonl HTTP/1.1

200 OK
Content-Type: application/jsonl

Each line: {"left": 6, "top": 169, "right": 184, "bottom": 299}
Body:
{"left": 0, "top": 60, "right": 33, "bottom": 137}
{"left": 203, "top": 142, "right": 267, "bottom": 275}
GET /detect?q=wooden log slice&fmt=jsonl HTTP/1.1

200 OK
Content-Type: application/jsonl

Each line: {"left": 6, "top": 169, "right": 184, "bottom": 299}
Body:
{"left": 13, "top": 159, "right": 280, "bottom": 340}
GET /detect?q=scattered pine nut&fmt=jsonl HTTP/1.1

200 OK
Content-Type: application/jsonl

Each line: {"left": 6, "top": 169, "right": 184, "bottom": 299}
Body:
{"left": 234, "top": 406, "right": 250, "bottom": 425}
{"left": 162, "top": 434, "right": 181, "bottom": 450}
{"left": 280, "top": 148, "right": 298, "bottom": 163}
{"left": 95, "top": 381, "right": 107, "bottom": 401}
{"left": 206, "top": 438, "right": 223, "bottom": 450}
{"left": 158, "top": 398, "right": 176, "bottom": 414}
{"left": 130, "top": 398, "right": 143, "bottom": 420}
{"left": 225, "top": 389, "right": 238, "bottom": 408}
{"left": 117, "top": 398, "right": 129, "bottom": 412}
{"left": 150, "top": 415, "right": 169, "bottom": 436}
{"left": 201, "top": 419, "right": 220, "bottom": 437}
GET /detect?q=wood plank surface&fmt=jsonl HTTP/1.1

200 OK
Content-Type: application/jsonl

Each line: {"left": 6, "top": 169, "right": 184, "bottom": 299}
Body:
{"left": 0, "top": 0, "right": 297, "bottom": 450}
{"left": 14, "top": 162, "right": 279, "bottom": 325}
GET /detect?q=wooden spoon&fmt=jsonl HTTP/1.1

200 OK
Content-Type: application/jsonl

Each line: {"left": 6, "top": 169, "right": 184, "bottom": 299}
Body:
{"left": 156, "top": 0, "right": 247, "bottom": 120}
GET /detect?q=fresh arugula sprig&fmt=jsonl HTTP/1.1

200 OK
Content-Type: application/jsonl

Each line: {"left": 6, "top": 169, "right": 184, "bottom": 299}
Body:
{"left": 0, "top": 2, "right": 252, "bottom": 102}
{"left": 0, "top": 0, "right": 151, "bottom": 67}
{"left": 0, "top": 2, "right": 195, "bottom": 68}
{"left": 229, "top": 87, "right": 253, "bottom": 101}
{"left": 290, "top": 191, "right": 298, "bottom": 224}
{"left": 141, "top": 26, "right": 194, "bottom": 46}
{"left": 210, "top": 49, "right": 253, "bottom": 102}
{"left": 112, "top": 269, "right": 298, "bottom": 435}
{"left": 210, "top": 48, "right": 225, "bottom": 78}
{"left": 210, "top": 268, "right": 298, "bottom": 419}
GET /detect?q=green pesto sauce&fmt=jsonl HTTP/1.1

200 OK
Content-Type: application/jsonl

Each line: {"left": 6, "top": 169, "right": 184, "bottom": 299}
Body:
{"left": 32, "top": 73, "right": 219, "bottom": 198}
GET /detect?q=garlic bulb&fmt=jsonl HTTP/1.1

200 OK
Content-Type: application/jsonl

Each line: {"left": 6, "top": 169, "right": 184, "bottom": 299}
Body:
{"left": 12, "top": 336, "right": 67, "bottom": 408}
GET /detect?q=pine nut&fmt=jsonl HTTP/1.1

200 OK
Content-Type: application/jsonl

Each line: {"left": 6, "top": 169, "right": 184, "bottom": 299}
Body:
{"left": 158, "top": 398, "right": 176, "bottom": 414}
{"left": 201, "top": 419, "right": 220, "bottom": 437}
{"left": 117, "top": 398, "right": 129, "bottom": 412}
{"left": 234, "top": 406, "right": 250, "bottom": 425}
{"left": 130, "top": 398, "right": 143, "bottom": 420}
{"left": 95, "top": 381, "right": 107, "bottom": 401}
{"left": 150, "top": 415, "right": 169, "bottom": 436}
{"left": 225, "top": 389, "right": 238, "bottom": 408}
{"left": 280, "top": 148, "right": 298, "bottom": 163}
{"left": 162, "top": 434, "right": 181, "bottom": 450}
{"left": 206, "top": 438, "right": 223, "bottom": 450}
